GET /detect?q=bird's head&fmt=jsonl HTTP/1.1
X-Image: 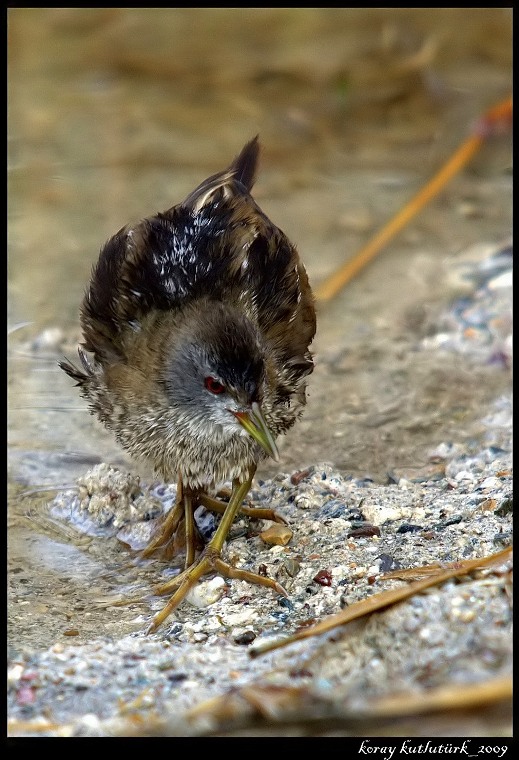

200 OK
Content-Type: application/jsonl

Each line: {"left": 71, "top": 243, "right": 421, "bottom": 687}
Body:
{"left": 161, "top": 300, "right": 279, "bottom": 461}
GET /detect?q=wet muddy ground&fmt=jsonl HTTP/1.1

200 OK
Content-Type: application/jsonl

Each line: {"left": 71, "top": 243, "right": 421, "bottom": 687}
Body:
{"left": 8, "top": 9, "right": 512, "bottom": 738}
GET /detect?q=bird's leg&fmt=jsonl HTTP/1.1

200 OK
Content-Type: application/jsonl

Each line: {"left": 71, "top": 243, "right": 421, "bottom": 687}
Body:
{"left": 141, "top": 481, "right": 183, "bottom": 560}
{"left": 199, "top": 493, "right": 288, "bottom": 525}
{"left": 183, "top": 487, "right": 196, "bottom": 568}
{"left": 146, "top": 470, "right": 287, "bottom": 633}
{"left": 141, "top": 475, "right": 201, "bottom": 564}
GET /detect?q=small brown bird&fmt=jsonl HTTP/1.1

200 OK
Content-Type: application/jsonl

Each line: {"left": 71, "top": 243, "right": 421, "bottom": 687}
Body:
{"left": 60, "top": 137, "right": 316, "bottom": 631}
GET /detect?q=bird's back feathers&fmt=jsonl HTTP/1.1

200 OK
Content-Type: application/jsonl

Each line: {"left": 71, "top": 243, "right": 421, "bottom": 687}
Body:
{"left": 78, "top": 137, "right": 315, "bottom": 374}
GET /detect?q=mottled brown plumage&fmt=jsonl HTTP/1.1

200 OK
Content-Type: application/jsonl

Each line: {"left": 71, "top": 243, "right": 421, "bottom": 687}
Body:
{"left": 61, "top": 137, "right": 316, "bottom": 631}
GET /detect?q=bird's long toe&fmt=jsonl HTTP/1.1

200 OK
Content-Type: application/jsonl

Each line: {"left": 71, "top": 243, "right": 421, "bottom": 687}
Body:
{"left": 147, "top": 556, "right": 213, "bottom": 633}
{"left": 199, "top": 493, "right": 287, "bottom": 524}
{"left": 147, "top": 547, "right": 287, "bottom": 633}
{"left": 212, "top": 557, "right": 288, "bottom": 596}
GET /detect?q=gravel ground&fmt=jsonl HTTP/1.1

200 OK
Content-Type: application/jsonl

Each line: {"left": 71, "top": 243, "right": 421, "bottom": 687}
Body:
{"left": 7, "top": 243, "right": 512, "bottom": 737}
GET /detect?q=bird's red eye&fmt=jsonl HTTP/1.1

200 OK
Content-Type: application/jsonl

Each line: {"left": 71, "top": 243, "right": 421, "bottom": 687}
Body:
{"left": 204, "top": 376, "right": 226, "bottom": 394}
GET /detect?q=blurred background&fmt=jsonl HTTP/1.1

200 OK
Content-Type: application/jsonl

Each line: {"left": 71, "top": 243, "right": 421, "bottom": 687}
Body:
{"left": 8, "top": 8, "right": 512, "bottom": 324}
{"left": 8, "top": 7, "right": 512, "bottom": 484}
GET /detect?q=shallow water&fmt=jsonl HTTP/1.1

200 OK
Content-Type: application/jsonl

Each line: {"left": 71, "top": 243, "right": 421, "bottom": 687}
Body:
{"left": 8, "top": 8, "right": 512, "bottom": 651}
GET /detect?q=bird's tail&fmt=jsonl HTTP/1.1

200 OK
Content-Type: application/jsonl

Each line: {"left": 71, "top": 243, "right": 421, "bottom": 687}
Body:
{"left": 182, "top": 136, "right": 260, "bottom": 214}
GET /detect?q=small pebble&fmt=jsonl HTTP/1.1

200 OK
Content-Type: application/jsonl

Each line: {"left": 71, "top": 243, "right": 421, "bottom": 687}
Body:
{"left": 494, "top": 498, "right": 513, "bottom": 517}
{"left": 348, "top": 525, "right": 381, "bottom": 538}
{"left": 283, "top": 558, "right": 300, "bottom": 577}
{"left": 234, "top": 631, "right": 256, "bottom": 645}
{"left": 313, "top": 569, "right": 333, "bottom": 587}
{"left": 185, "top": 577, "right": 226, "bottom": 608}
{"left": 260, "top": 524, "right": 293, "bottom": 546}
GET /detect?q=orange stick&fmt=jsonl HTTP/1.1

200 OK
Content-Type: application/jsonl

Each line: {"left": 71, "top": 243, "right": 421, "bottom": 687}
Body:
{"left": 315, "top": 95, "right": 512, "bottom": 303}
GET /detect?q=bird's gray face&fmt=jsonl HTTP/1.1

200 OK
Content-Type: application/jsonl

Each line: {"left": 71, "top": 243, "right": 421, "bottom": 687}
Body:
{"left": 162, "top": 309, "right": 279, "bottom": 460}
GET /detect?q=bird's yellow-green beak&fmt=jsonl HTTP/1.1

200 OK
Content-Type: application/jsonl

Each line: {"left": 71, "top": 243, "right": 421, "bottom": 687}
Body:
{"left": 233, "top": 401, "right": 279, "bottom": 462}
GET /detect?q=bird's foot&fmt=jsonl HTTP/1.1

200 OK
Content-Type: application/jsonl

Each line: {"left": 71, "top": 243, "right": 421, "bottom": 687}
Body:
{"left": 142, "top": 477, "right": 286, "bottom": 567}
{"left": 144, "top": 472, "right": 289, "bottom": 633}
{"left": 141, "top": 479, "right": 202, "bottom": 566}
{"left": 146, "top": 547, "right": 287, "bottom": 634}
